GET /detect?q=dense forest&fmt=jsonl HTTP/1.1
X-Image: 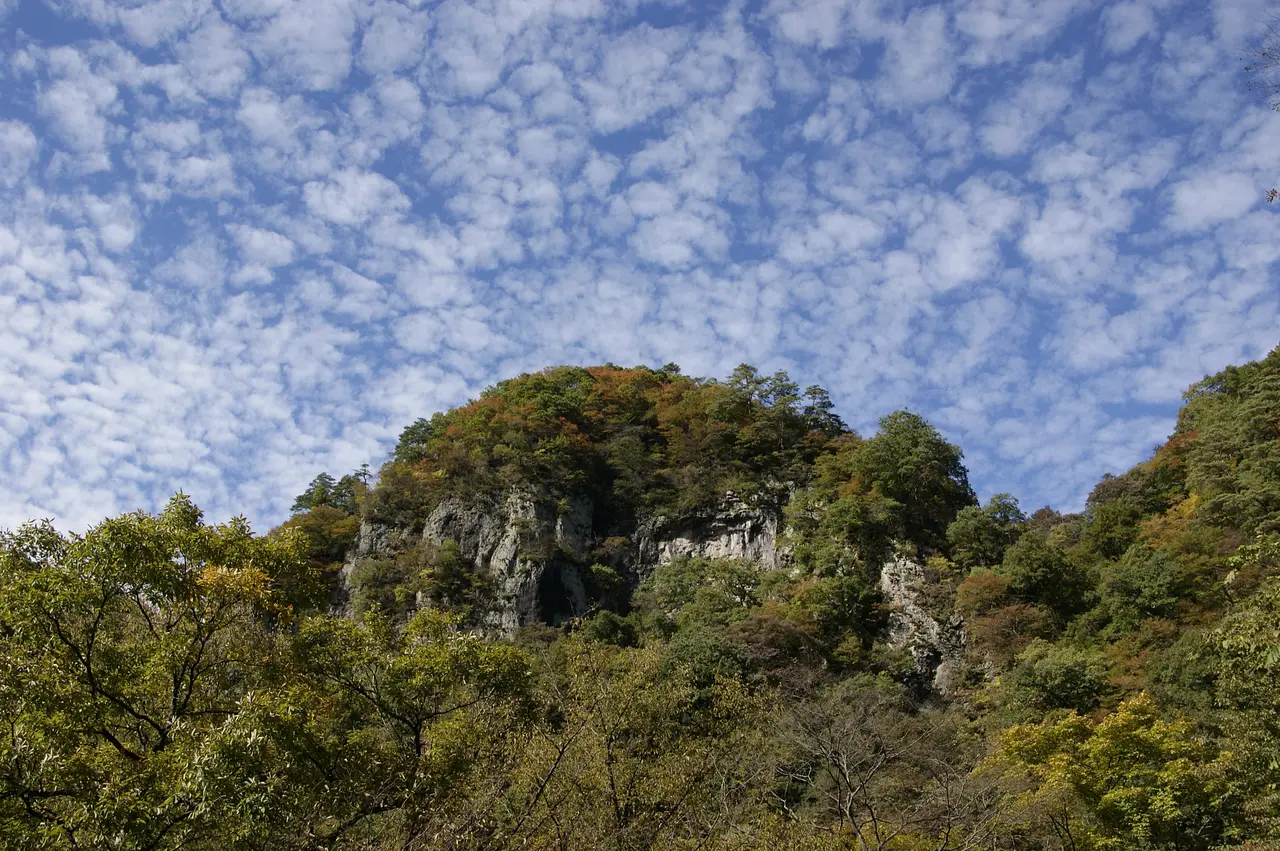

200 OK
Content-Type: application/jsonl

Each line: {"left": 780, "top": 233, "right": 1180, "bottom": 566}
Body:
{"left": 4, "top": 348, "right": 1280, "bottom": 849}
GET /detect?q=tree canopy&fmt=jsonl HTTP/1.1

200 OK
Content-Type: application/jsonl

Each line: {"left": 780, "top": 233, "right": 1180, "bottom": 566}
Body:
{"left": 8, "top": 350, "right": 1280, "bottom": 847}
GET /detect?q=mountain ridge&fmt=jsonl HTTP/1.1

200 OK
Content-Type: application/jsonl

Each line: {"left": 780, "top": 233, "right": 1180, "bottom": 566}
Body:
{"left": 4, "top": 347, "right": 1280, "bottom": 848}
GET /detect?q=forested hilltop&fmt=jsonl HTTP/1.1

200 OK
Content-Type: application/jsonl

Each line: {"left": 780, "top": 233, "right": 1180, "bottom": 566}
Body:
{"left": 4, "top": 350, "right": 1280, "bottom": 849}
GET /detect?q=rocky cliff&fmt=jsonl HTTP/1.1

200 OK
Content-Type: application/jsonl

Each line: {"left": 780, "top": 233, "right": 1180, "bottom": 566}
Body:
{"left": 633, "top": 495, "right": 784, "bottom": 575}
{"left": 342, "top": 489, "right": 787, "bottom": 633}
{"left": 344, "top": 488, "right": 966, "bottom": 692}
{"left": 878, "top": 555, "right": 967, "bottom": 696}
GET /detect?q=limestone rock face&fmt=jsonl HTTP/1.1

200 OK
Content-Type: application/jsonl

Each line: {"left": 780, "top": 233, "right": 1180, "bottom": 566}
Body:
{"left": 633, "top": 499, "right": 784, "bottom": 580}
{"left": 344, "top": 486, "right": 970, "bottom": 701}
{"left": 342, "top": 492, "right": 786, "bottom": 634}
{"left": 343, "top": 493, "right": 970, "bottom": 692}
{"left": 344, "top": 490, "right": 592, "bottom": 633}
{"left": 878, "top": 555, "right": 967, "bottom": 696}
{"left": 345, "top": 519, "right": 412, "bottom": 564}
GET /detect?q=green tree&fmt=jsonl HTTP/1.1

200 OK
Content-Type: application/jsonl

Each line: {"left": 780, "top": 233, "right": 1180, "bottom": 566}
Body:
{"left": 263, "top": 609, "right": 534, "bottom": 847}
{"left": 291, "top": 470, "right": 363, "bottom": 514}
{"left": 1209, "top": 535, "right": 1280, "bottom": 837}
{"left": 989, "top": 694, "right": 1238, "bottom": 850}
{"left": 999, "top": 532, "right": 1091, "bottom": 623}
{"left": 1082, "top": 499, "right": 1144, "bottom": 561}
{"left": 801, "top": 385, "right": 847, "bottom": 437}
{"left": 947, "top": 492, "right": 1026, "bottom": 569}
{"left": 787, "top": 482, "right": 902, "bottom": 577}
{"left": 1182, "top": 347, "right": 1280, "bottom": 533}
{"left": 274, "top": 503, "right": 360, "bottom": 610}
{"left": 632, "top": 557, "right": 763, "bottom": 637}
{"left": 497, "top": 639, "right": 761, "bottom": 849}
{"left": 1097, "top": 545, "right": 1184, "bottom": 635}
{"left": 394, "top": 414, "right": 444, "bottom": 463}
{"left": 850, "top": 410, "right": 977, "bottom": 552}
{"left": 0, "top": 495, "right": 308, "bottom": 848}
{"left": 786, "top": 574, "right": 886, "bottom": 664}
{"left": 418, "top": 539, "right": 494, "bottom": 627}
{"left": 1002, "top": 640, "right": 1110, "bottom": 715}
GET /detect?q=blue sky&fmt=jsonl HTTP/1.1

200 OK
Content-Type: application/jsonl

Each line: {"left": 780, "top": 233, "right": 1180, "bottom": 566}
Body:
{"left": 1, "top": 0, "right": 1279, "bottom": 532}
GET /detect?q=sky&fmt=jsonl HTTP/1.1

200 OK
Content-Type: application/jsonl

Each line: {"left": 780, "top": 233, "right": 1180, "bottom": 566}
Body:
{"left": 1, "top": 0, "right": 1279, "bottom": 533}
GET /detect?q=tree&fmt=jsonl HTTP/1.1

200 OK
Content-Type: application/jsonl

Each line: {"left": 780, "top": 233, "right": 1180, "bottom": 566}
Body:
{"left": 801, "top": 385, "right": 847, "bottom": 437}
{"left": 291, "top": 471, "right": 363, "bottom": 514}
{"left": 851, "top": 411, "right": 977, "bottom": 552}
{"left": 1097, "top": 545, "right": 1184, "bottom": 635}
{"left": 773, "top": 676, "right": 995, "bottom": 849}
{"left": 1209, "top": 535, "right": 1280, "bottom": 838}
{"left": 265, "top": 609, "right": 534, "bottom": 848}
{"left": 394, "top": 414, "right": 444, "bottom": 463}
{"left": 785, "top": 438, "right": 904, "bottom": 576}
{"left": 417, "top": 539, "right": 494, "bottom": 627}
{"left": 988, "top": 694, "right": 1238, "bottom": 849}
{"left": 274, "top": 503, "right": 360, "bottom": 610}
{"left": 999, "top": 532, "right": 1090, "bottom": 623}
{"left": 495, "top": 640, "right": 761, "bottom": 849}
{"left": 1182, "top": 347, "right": 1280, "bottom": 532}
{"left": 947, "top": 493, "right": 1026, "bottom": 569}
{"left": 633, "top": 557, "right": 764, "bottom": 636}
{"left": 292, "top": 471, "right": 336, "bottom": 513}
{"left": 1001, "top": 640, "right": 1109, "bottom": 715}
{"left": 0, "top": 495, "right": 309, "bottom": 848}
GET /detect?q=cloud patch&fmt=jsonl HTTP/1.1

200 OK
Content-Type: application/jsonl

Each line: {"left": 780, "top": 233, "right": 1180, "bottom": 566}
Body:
{"left": 1, "top": 0, "right": 1278, "bottom": 533}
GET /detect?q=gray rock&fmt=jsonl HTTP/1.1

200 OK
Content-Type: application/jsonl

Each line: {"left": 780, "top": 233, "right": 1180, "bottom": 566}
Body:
{"left": 342, "top": 488, "right": 972, "bottom": 702}
{"left": 878, "top": 555, "right": 967, "bottom": 696}
{"left": 342, "top": 491, "right": 788, "bottom": 635}
{"left": 341, "top": 490, "right": 593, "bottom": 632}
{"left": 418, "top": 489, "right": 593, "bottom": 632}
{"left": 633, "top": 497, "right": 784, "bottom": 581}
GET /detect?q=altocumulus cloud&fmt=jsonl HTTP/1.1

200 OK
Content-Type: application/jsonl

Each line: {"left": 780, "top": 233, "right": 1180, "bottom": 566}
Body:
{"left": 1, "top": 0, "right": 1278, "bottom": 531}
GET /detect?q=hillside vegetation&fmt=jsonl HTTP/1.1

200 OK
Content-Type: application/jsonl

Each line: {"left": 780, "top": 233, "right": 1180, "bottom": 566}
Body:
{"left": 4, "top": 348, "right": 1280, "bottom": 849}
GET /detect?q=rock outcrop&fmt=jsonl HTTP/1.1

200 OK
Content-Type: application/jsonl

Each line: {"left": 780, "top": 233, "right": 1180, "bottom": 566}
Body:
{"left": 343, "top": 491, "right": 786, "bottom": 634}
{"left": 878, "top": 555, "right": 967, "bottom": 696}
{"left": 345, "top": 491, "right": 969, "bottom": 686}
{"left": 633, "top": 497, "right": 784, "bottom": 579}
{"left": 343, "top": 489, "right": 593, "bottom": 633}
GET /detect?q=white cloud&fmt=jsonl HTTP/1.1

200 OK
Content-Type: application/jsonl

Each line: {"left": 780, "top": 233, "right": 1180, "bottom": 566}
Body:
{"left": 304, "top": 168, "right": 410, "bottom": 225}
{"left": 1, "top": 0, "right": 1279, "bottom": 535}
{"left": 0, "top": 121, "right": 38, "bottom": 187}
{"left": 877, "top": 6, "right": 956, "bottom": 106}
{"left": 1102, "top": 1, "right": 1158, "bottom": 54}
{"left": 36, "top": 48, "right": 119, "bottom": 171}
{"left": 239, "top": 0, "right": 358, "bottom": 91}
{"left": 911, "top": 178, "right": 1024, "bottom": 289}
{"left": 229, "top": 224, "right": 296, "bottom": 285}
{"left": 580, "top": 25, "right": 692, "bottom": 132}
{"left": 630, "top": 209, "right": 729, "bottom": 268}
{"left": 979, "top": 56, "right": 1081, "bottom": 157}
{"left": 778, "top": 211, "right": 884, "bottom": 266}
{"left": 55, "top": 0, "right": 210, "bottom": 48}
{"left": 1167, "top": 171, "right": 1259, "bottom": 231}
{"left": 765, "top": 0, "right": 860, "bottom": 50}
{"left": 955, "top": 0, "right": 1094, "bottom": 66}
{"left": 358, "top": 1, "right": 431, "bottom": 76}
{"left": 176, "top": 14, "right": 253, "bottom": 98}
